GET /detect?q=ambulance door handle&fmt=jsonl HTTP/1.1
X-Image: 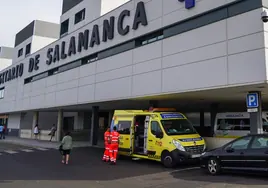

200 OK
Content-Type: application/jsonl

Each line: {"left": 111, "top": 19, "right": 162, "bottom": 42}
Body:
{"left": 149, "top": 140, "right": 152, "bottom": 142}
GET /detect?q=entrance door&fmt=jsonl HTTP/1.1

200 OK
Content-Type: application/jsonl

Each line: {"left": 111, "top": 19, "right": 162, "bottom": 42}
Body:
{"left": 63, "top": 117, "right": 74, "bottom": 132}
{"left": 147, "top": 120, "right": 164, "bottom": 160}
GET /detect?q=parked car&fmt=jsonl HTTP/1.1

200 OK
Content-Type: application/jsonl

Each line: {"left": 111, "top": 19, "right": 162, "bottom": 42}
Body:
{"left": 200, "top": 134, "right": 268, "bottom": 175}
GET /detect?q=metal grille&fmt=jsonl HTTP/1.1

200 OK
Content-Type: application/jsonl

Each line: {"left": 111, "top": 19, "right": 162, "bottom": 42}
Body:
{"left": 185, "top": 145, "right": 204, "bottom": 154}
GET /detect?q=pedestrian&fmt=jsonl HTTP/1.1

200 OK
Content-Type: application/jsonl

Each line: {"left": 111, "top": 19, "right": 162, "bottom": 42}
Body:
{"left": 109, "top": 126, "right": 120, "bottom": 165}
{"left": 0, "top": 124, "right": 3, "bottom": 139}
{"left": 60, "top": 131, "right": 72, "bottom": 165}
{"left": 33, "top": 124, "right": 39, "bottom": 139}
{"left": 2, "top": 124, "right": 6, "bottom": 139}
{"left": 48, "top": 124, "right": 57, "bottom": 141}
{"left": 102, "top": 127, "right": 111, "bottom": 162}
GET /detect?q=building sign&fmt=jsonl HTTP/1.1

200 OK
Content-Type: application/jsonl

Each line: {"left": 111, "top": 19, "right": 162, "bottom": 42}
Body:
{"left": 0, "top": 63, "right": 24, "bottom": 85}
{"left": 29, "top": 1, "right": 148, "bottom": 72}
{"left": 178, "top": 0, "right": 195, "bottom": 9}
{"left": 0, "top": 1, "right": 148, "bottom": 85}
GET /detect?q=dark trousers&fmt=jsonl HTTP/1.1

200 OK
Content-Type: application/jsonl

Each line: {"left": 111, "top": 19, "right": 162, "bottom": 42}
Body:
{"left": 0, "top": 131, "right": 5, "bottom": 139}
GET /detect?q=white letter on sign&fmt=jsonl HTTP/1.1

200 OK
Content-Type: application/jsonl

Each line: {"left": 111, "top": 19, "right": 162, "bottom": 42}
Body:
{"left": 249, "top": 96, "right": 255, "bottom": 105}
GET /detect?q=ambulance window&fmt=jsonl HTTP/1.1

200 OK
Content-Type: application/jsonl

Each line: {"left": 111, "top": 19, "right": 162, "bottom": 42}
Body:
{"left": 217, "top": 118, "right": 250, "bottom": 130}
{"left": 151, "top": 121, "right": 162, "bottom": 135}
{"left": 118, "top": 121, "right": 131, "bottom": 134}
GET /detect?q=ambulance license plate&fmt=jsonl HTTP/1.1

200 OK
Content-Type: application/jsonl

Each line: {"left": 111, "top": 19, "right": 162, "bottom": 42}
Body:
{"left": 191, "top": 154, "right": 201, "bottom": 158}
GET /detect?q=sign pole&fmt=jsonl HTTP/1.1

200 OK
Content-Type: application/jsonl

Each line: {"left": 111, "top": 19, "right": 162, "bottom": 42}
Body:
{"left": 247, "top": 91, "right": 263, "bottom": 134}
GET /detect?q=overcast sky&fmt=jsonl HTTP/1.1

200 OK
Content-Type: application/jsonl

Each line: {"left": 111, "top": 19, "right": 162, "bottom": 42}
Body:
{"left": 0, "top": 0, "right": 63, "bottom": 47}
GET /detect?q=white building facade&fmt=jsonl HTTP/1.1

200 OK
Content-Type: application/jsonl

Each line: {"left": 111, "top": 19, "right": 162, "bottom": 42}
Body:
{"left": 0, "top": 0, "right": 267, "bottom": 144}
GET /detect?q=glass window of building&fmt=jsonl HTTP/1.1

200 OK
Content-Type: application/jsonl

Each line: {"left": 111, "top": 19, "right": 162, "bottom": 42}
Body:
{"left": 75, "top": 9, "right": 86, "bottom": 24}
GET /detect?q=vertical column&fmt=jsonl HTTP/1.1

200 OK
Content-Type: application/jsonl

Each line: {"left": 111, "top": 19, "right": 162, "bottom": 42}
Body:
{"left": 90, "top": 106, "right": 99, "bottom": 146}
{"left": 248, "top": 91, "right": 263, "bottom": 134}
{"left": 32, "top": 111, "right": 39, "bottom": 138}
{"left": 108, "top": 111, "right": 113, "bottom": 127}
{"left": 199, "top": 110, "right": 205, "bottom": 136}
{"left": 210, "top": 103, "right": 219, "bottom": 137}
{"left": 56, "top": 110, "right": 63, "bottom": 141}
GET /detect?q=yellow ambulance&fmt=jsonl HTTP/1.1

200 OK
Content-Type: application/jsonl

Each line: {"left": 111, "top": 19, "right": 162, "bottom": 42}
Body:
{"left": 110, "top": 108, "right": 206, "bottom": 168}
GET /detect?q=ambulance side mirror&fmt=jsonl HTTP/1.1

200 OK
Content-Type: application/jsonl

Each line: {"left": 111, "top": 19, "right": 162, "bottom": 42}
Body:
{"left": 155, "top": 132, "right": 163, "bottom": 139}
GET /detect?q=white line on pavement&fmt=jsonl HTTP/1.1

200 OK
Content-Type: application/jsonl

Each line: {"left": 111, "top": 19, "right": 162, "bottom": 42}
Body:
{"left": 21, "top": 149, "right": 34, "bottom": 152}
{"left": 171, "top": 167, "right": 200, "bottom": 173}
{"left": 4, "top": 150, "right": 18, "bottom": 154}
{"left": 35, "top": 148, "right": 49, "bottom": 151}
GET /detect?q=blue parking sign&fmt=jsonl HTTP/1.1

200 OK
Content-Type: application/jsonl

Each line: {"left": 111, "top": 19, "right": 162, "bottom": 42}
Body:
{"left": 246, "top": 93, "right": 259, "bottom": 108}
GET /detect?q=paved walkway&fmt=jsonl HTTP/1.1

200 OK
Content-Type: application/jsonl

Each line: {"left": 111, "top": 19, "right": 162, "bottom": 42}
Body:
{"left": 1, "top": 136, "right": 94, "bottom": 149}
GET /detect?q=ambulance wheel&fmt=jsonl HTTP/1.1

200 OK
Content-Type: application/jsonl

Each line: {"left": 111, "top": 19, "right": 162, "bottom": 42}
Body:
{"left": 161, "top": 151, "right": 175, "bottom": 168}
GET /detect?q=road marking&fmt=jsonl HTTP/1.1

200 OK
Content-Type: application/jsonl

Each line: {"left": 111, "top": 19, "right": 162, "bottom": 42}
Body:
{"left": 21, "top": 149, "right": 34, "bottom": 152}
{"left": 35, "top": 148, "right": 49, "bottom": 151}
{"left": 172, "top": 166, "right": 200, "bottom": 173}
{"left": 132, "top": 158, "right": 141, "bottom": 161}
{"left": 4, "top": 150, "right": 18, "bottom": 154}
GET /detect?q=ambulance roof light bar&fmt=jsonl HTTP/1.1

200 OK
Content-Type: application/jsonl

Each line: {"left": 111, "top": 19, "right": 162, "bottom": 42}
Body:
{"left": 149, "top": 108, "right": 176, "bottom": 112}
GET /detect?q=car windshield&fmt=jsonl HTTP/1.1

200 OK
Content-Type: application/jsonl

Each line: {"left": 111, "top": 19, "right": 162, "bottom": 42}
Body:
{"left": 161, "top": 119, "right": 197, "bottom": 135}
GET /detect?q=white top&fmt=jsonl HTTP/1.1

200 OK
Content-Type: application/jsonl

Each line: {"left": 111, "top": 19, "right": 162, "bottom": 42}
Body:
{"left": 34, "top": 127, "right": 39, "bottom": 134}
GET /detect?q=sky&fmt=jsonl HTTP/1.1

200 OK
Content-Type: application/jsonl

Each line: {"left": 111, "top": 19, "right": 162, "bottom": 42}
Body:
{"left": 0, "top": 0, "right": 63, "bottom": 47}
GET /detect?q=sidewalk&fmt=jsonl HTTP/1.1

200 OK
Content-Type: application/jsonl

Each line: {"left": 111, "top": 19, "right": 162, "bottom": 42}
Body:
{"left": 1, "top": 136, "right": 94, "bottom": 149}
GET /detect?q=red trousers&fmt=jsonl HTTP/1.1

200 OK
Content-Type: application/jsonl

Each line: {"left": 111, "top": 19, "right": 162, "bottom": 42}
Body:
{"left": 103, "top": 144, "right": 110, "bottom": 161}
{"left": 109, "top": 144, "right": 119, "bottom": 163}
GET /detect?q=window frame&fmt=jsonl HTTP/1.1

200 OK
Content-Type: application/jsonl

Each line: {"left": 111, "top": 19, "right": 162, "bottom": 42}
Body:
{"left": 0, "top": 87, "right": 5, "bottom": 99}
{"left": 25, "top": 43, "right": 31, "bottom": 56}
{"left": 74, "top": 8, "right": 86, "bottom": 24}
{"left": 249, "top": 135, "right": 268, "bottom": 150}
{"left": 224, "top": 136, "right": 252, "bottom": 150}
{"left": 18, "top": 48, "right": 23, "bottom": 57}
{"left": 60, "top": 19, "right": 69, "bottom": 36}
{"left": 117, "top": 120, "right": 131, "bottom": 135}
{"left": 150, "top": 121, "right": 163, "bottom": 136}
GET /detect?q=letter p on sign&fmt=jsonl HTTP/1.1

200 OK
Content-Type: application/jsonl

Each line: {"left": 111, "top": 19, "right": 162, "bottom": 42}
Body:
{"left": 246, "top": 93, "right": 259, "bottom": 108}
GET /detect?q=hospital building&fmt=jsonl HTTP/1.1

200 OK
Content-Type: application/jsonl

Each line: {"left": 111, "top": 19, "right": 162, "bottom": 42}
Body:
{"left": 0, "top": 0, "right": 267, "bottom": 148}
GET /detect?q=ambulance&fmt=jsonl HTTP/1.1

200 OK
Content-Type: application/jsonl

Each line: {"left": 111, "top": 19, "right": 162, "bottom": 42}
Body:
{"left": 110, "top": 108, "right": 206, "bottom": 168}
{"left": 214, "top": 112, "right": 268, "bottom": 138}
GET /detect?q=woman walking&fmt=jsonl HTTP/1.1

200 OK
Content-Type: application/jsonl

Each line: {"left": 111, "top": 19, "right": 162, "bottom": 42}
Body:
{"left": 33, "top": 124, "right": 40, "bottom": 139}
{"left": 60, "top": 131, "right": 73, "bottom": 165}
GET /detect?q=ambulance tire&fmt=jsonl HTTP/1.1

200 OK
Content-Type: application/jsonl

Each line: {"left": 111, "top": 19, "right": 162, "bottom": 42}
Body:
{"left": 161, "top": 151, "right": 175, "bottom": 168}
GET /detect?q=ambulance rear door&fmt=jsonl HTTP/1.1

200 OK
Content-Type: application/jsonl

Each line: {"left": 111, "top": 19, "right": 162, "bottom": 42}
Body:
{"left": 116, "top": 116, "right": 134, "bottom": 156}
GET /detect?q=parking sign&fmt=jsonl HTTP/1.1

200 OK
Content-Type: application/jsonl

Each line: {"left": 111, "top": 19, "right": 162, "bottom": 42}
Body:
{"left": 246, "top": 93, "right": 259, "bottom": 108}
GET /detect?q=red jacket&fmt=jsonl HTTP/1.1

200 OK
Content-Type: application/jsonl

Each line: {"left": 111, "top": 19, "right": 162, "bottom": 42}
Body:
{"left": 110, "top": 131, "right": 120, "bottom": 145}
{"left": 104, "top": 131, "right": 111, "bottom": 145}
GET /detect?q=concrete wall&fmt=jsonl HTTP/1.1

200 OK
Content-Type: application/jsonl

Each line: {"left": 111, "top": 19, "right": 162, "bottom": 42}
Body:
{"left": 101, "top": 0, "right": 130, "bottom": 15}
{"left": 0, "top": 0, "right": 266, "bottom": 114}
{"left": 60, "top": 0, "right": 102, "bottom": 34}
{"left": 7, "top": 113, "right": 20, "bottom": 136}
{"left": 31, "top": 36, "right": 58, "bottom": 54}
{"left": 0, "top": 58, "right": 12, "bottom": 71}
{"left": 204, "top": 137, "right": 235, "bottom": 150}
{"left": 13, "top": 37, "right": 33, "bottom": 63}
{"left": 20, "top": 112, "right": 34, "bottom": 129}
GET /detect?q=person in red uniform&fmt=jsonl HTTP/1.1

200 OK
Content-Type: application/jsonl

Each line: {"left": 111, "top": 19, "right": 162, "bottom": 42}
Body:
{"left": 109, "top": 126, "right": 120, "bottom": 165}
{"left": 102, "top": 127, "right": 111, "bottom": 162}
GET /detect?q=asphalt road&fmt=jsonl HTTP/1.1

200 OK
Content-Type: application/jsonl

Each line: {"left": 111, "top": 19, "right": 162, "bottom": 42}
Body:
{"left": 0, "top": 142, "right": 267, "bottom": 188}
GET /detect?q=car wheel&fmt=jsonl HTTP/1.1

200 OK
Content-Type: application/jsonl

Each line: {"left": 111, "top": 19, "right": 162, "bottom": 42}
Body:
{"left": 161, "top": 151, "right": 175, "bottom": 168}
{"left": 207, "top": 158, "right": 221, "bottom": 175}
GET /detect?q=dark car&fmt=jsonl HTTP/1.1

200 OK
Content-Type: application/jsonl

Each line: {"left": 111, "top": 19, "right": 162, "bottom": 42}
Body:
{"left": 200, "top": 134, "right": 268, "bottom": 175}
